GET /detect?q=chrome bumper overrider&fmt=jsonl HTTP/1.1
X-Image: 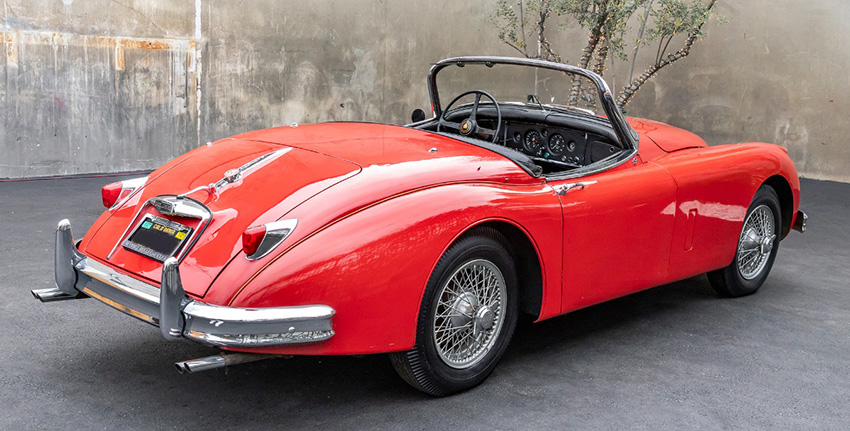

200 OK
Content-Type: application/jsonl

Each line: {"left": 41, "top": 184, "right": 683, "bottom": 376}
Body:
{"left": 33, "top": 219, "right": 335, "bottom": 348}
{"left": 793, "top": 209, "right": 807, "bottom": 233}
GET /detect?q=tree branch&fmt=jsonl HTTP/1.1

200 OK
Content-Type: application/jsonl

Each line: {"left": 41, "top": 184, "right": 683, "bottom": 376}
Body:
{"left": 503, "top": 40, "right": 532, "bottom": 57}
{"left": 618, "top": 0, "right": 717, "bottom": 107}
{"left": 571, "top": 8, "right": 610, "bottom": 105}
{"left": 628, "top": 0, "right": 654, "bottom": 83}
{"left": 536, "top": 5, "right": 561, "bottom": 62}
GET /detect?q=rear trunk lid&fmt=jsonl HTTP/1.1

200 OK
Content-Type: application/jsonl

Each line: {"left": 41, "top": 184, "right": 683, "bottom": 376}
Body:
{"left": 82, "top": 138, "right": 360, "bottom": 296}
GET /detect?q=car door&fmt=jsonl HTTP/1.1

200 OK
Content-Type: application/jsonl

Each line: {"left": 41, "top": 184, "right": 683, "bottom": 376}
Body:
{"left": 551, "top": 157, "right": 678, "bottom": 313}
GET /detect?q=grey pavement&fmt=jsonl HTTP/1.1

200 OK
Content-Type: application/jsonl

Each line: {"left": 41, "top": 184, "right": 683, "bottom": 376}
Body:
{"left": 0, "top": 176, "right": 847, "bottom": 430}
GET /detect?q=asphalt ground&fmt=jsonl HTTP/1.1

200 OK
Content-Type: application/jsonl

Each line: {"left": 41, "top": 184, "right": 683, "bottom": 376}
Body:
{"left": 0, "top": 176, "right": 847, "bottom": 430}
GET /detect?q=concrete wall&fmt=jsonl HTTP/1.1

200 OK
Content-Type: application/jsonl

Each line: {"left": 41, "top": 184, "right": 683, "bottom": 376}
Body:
{"left": 1, "top": 0, "right": 847, "bottom": 182}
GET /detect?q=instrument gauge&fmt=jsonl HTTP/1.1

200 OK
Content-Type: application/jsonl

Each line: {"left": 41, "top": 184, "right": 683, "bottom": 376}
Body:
{"left": 548, "top": 134, "right": 567, "bottom": 155}
{"left": 524, "top": 130, "right": 543, "bottom": 155}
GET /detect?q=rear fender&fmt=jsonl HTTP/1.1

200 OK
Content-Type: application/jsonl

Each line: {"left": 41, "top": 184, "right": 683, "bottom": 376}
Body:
{"left": 206, "top": 182, "right": 562, "bottom": 356}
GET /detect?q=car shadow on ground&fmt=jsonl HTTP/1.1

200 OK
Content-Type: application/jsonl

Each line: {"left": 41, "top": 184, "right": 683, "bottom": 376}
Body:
{"left": 37, "top": 274, "right": 721, "bottom": 419}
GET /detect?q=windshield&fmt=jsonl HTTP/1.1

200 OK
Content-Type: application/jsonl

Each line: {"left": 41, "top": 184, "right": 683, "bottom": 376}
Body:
{"left": 435, "top": 63, "right": 606, "bottom": 120}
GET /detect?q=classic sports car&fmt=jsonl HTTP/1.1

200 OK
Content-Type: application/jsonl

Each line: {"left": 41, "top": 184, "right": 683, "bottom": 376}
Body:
{"left": 33, "top": 56, "right": 806, "bottom": 396}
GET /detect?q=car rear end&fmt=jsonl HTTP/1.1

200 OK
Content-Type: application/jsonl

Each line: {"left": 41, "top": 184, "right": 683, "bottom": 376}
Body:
{"left": 33, "top": 137, "right": 362, "bottom": 352}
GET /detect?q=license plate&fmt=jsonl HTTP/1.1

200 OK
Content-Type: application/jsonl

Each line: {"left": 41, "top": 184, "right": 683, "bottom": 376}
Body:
{"left": 122, "top": 214, "right": 194, "bottom": 262}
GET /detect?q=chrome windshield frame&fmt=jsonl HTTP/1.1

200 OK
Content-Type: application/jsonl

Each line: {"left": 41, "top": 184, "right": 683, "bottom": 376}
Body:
{"left": 426, "top": 56, "right": 638, "bottom": 152}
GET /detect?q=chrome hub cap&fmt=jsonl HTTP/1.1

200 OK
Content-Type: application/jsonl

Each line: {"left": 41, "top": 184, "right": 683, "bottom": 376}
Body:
{"left": 450, "top": 292, "right": 478, "bottom": 327}
{"left": 433, "top": 259, "right": 507, "bottom": 369}
{"left": 474, "top": 306, "right": 495, "bottom": 333}
{"left": 736, "top": 205, "right": 776, "bottom": 280}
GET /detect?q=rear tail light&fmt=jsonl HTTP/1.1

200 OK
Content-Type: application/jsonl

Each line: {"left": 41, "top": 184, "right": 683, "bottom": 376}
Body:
{"left": 241, "top": 226, "right": 267, "bottom": 257}
{"left": 101, "top": 176, "right": 149, "bottom": 209}
{"left": 242, "top": 219, "right": 298, "bottom": 260}
{"left": 101, "top": 182, "right": 123, "bottom": 208}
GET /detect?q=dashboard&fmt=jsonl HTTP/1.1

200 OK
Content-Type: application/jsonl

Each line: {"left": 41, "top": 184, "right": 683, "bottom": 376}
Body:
{"left": 431, "top": 103, "right": 625, "bottom": 173}
{"left": 500, "top": 122, "right": 621, "bottom": 166}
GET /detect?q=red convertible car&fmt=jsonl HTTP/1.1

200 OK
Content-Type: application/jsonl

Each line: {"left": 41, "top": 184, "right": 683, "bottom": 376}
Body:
{"left": 33, "top": 57, "right": 806, "bottom": 396}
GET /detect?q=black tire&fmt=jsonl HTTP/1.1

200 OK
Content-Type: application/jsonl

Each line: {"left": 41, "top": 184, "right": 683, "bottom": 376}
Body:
{"left": 708, "top": 185, "right": 782, "bottom": 297}
{"left": 390, "top": 227, "right": 518, "bottom": 396}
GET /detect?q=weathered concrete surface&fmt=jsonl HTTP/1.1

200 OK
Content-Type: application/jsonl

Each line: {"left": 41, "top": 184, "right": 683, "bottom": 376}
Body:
{"left": 1, "top": 0, "right": 849, "bottom": 182}
{"left": 0, "top": 176, "right": 847, "bottom": 429}
{"left": 626, "top": 0, "right": 850, "bottom": 183}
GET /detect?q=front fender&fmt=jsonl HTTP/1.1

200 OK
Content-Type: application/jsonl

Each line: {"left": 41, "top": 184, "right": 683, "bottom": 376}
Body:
{"left": 206, "top": 182, "right": 562, "bottom": 355}
{"left": 655, "top": 142, "right": 801, "bottom": 281}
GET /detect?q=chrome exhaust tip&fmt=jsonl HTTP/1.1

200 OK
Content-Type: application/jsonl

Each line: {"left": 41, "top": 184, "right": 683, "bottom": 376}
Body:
{"left": 31, "top": 287, "right": 85, "bottom": 302}
{"left": 175, "top": 353, "right": 278, "bottom": 374}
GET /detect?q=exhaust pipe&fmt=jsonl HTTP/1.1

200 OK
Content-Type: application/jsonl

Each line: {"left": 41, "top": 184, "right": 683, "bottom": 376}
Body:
{"left": 175, "top": 352, "right": 278, "bottom": 374}
{"left": 32, "top": 287, "right": 87, "bottom": 302}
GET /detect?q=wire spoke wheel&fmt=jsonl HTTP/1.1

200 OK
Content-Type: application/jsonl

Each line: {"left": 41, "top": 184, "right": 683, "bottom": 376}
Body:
{"left": 390, "top": 228, "right": 518, "bottom": 395}
{"left": 736, "top": 204, "right": 777, "bottom": 280}
{"left": 708, "top": 185, "right": 782, "bottom": 297}
{"left": 433, "top": 259, "right": 507, "bottom": 369}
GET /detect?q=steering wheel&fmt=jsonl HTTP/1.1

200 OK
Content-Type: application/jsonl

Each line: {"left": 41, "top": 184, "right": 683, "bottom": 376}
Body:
{"left": 437, "top": 90, "right": 502, "bottom": 143}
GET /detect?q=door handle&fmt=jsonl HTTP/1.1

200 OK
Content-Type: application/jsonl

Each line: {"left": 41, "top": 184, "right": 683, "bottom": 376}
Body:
{"left": 557, "top": 181, "right": 597, "bottom": 196}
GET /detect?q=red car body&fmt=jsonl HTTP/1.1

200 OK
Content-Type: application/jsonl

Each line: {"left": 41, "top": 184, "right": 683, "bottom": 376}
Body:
{"left": 34, "top": 56, "right": 804, "bottom": 394}
{"left": 73, "top": 117, "right": 799, "bottom": 355}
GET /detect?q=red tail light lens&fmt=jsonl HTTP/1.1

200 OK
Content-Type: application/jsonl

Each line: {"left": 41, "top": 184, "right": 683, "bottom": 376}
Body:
{"left": 242, "top": 226, "right": 267, "bottom": 257}
{"left": 101, "top": 182, "right": 123, "bottom": 208}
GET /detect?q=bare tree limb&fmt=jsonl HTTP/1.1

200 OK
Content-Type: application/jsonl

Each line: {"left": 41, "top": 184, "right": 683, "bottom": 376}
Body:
{"left": 519, "top": 0, "right": 527, "bottom": 53}
{"left": 628, "top": 0, "right": 654, "bottom": 83}
{"left": 504, "top": 40, "right": 532, "bottom": 57}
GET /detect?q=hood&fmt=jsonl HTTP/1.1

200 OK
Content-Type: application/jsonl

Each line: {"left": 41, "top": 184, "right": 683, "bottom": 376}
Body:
{"left": 82, "top": 138, "right": 361, "bottom": 296}
{"left": 628, "top": 117, "right": 708, "bottom": 153}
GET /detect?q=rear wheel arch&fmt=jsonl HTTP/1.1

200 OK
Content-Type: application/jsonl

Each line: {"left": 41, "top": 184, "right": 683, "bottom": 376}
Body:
{"left": 450, "top": 220, "right": 544, "bottom": 320}
{"left": 762, "top": 174, "right": 794, "bottom": 238}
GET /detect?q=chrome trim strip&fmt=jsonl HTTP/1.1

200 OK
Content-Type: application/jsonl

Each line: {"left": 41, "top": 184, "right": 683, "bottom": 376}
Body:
{"left": 178, "top": 148, "right": 294, "bottom": 199}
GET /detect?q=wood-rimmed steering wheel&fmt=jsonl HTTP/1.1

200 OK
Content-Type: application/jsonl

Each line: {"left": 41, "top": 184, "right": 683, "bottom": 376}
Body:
{"left": 437, "top": 90, "right": 502, "bottom": 142}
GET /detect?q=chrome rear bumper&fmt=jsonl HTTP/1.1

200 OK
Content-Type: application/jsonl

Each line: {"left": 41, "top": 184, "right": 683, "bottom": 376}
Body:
{"left": 34, "top": 219, "right": 335, "bottom": 348}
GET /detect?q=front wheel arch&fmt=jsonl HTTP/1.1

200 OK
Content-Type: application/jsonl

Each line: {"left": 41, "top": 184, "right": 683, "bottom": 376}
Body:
{"left": 763, "top": 174, "right": 794, "bottom": 239}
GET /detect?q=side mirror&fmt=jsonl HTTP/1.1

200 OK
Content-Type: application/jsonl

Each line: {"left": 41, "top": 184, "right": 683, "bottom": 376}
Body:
{"left": 410, "top": 108, "right": 426, "bottom": 123}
